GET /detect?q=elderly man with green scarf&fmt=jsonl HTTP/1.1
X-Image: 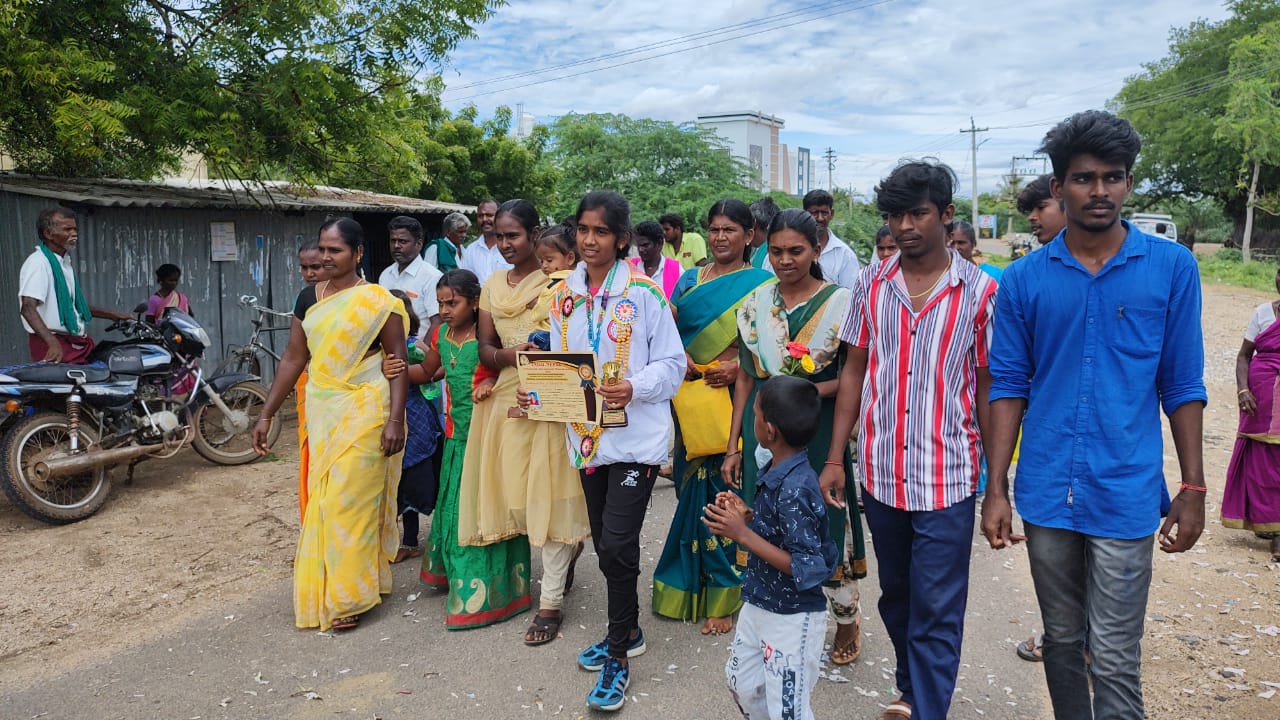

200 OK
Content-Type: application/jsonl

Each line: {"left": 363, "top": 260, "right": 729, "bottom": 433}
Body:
{"left": 19, "top": 208, "right": 131, "bottom": 363}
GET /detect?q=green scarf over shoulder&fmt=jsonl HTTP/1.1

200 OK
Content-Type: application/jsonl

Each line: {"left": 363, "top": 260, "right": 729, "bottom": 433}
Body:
{"left": 37, "top": 243, "right": 91, "bottom": 336}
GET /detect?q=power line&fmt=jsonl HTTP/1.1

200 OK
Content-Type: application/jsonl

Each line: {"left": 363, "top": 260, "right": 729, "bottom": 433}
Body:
{"left": 446, "top": 0, "right": 881, "bottom": 93}
{"left": 442, "top": 0, "right": 899, "bottom": 102}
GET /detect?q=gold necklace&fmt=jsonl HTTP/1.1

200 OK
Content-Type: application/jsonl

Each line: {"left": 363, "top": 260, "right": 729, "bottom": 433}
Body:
{"left": 700, "top": 260, "right": 747, "bottom": 283}
{"left": 907, "top": 258, "right": 952, "bottom": 300}
{"left": 316, "top": 278, "right": 365, "bottom": 302}
{"left": 445, "top": 326, "right": 475, "bottom": 368}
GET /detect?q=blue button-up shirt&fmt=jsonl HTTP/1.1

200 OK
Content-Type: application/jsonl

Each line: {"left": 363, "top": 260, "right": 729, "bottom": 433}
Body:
{"left": 989, "top": 223, "right": 1206, "bottom": 539}
{"left": 741, "top": 452, "right": 838, "bottom": 614}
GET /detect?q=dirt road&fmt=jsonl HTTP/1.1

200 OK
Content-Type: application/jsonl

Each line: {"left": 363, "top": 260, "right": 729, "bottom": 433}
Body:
{"left": 0, "top": 283, "right": 1277, "bottom": 719}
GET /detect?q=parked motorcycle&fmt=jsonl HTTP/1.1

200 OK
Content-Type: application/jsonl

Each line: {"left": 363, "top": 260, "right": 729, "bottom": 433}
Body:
{"left": 0, "top": 309, "right": 281, "bottom": 524}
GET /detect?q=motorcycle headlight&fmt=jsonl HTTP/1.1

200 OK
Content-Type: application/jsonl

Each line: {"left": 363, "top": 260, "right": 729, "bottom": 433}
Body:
{"left": 192, "top": 327, "right": 211, "bottom": 347}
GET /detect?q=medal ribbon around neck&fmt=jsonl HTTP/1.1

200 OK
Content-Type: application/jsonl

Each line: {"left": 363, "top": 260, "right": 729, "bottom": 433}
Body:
{"left": 585, "top": 262, "right": 619, "bottom": 356}
{"left": 560, "top": 263, "right": 636, "bottom": 466}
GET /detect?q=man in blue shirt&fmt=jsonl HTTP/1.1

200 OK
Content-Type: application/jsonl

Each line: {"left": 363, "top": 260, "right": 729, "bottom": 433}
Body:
{"left": 982, "top": 110, "right": 1207, "bottom": 720}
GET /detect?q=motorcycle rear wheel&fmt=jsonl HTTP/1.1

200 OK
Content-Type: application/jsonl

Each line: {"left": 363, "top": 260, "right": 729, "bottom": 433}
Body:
{"left": 0, "top": 412, "right": 112, "bottom": 524}
{"left": 192, "top": 381, "right": 280, "bottom": 465}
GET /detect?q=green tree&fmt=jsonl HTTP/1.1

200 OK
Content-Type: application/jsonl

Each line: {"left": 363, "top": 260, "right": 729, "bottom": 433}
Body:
{"left": 409, "top": 105, "right": 558, "bottom": 210}
{"left": 1213, "top": 19, "right": 1280, "bottom": 261}
{"left": 1112, "top": 0, "right": 1280, "bottom": 251}
{"left": 0, "top": 0, "right": 497, "bottom": 189}
{"left": 547, "top": 113, "right": 753, "bottom": 227}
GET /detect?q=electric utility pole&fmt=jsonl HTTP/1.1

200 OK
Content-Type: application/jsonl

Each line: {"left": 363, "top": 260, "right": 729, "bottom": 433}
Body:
{"left": 960, "top": 117, "right": 988, "bottom": 228}
{"left": 823, "top": 148, "right": 836, "bottom": 190}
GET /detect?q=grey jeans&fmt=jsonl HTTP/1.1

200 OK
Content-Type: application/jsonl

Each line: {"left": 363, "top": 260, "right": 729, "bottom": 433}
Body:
{"left": 1025, "top": 522, "right": 1153, "bottom": 720}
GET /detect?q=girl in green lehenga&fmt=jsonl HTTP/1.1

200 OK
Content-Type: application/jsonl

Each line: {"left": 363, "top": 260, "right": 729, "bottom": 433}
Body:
{"left": 652, "top": 200, "right": 775, "bottom": 635}
{"left": 724, "top": 208, "right": 868, "bottom": 665}
{"left": 391, "top": 269, "right": 534, "bottom": 629}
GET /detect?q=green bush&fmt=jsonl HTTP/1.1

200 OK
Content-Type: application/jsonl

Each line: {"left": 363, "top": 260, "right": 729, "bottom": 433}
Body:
{"left": 1215, "top": 247, "right": 1243, "bottom": 262}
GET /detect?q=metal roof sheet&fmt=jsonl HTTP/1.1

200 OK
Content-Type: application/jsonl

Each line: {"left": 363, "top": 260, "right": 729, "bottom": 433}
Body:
{"left": 0, "top": 173, "right": 475, "bottom": 215}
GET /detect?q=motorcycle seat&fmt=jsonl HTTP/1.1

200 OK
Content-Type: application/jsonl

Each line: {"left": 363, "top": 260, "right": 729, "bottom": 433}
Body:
{"left": 1, "top": 363, "right": 112, "bottom": 384}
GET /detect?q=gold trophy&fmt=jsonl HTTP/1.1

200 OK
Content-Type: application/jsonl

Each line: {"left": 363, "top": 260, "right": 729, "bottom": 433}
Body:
{"left": 599, "top": 360, "right": 628, "bottom": 428}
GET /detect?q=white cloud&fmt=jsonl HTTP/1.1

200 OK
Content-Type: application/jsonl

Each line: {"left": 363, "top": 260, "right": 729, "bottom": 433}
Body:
{"left": 441, "top": 0, "right": 1232, "bottom": 196}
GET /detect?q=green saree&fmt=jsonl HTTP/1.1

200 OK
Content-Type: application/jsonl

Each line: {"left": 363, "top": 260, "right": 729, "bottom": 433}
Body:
{"left": 737, "top": 282, "right": 867, "bottom": 582}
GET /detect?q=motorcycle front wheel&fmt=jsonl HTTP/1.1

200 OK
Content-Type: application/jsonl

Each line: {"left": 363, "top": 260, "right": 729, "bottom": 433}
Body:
{"left": 191, "top": 381, "right": 280, "bottom": 465}
{"left": 0, "top": 412, "right": 112, "bottom": 524}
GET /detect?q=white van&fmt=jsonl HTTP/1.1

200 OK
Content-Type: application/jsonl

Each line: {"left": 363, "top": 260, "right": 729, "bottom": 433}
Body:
{"left": 1129, "top": 213, "right": 1178, "bottom": 242}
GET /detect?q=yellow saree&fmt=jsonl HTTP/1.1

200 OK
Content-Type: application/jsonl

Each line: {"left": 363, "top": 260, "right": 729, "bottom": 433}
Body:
{"left": 295, "top": 283, "right": 407, "bottom": 630}
{"left": 457, "top": 270, "right": 590, "bottom": 547}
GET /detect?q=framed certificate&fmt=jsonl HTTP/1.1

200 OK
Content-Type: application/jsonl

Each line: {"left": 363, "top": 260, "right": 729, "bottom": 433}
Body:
{"left": 516, "top": 351, "right": 600, "bottom": 424}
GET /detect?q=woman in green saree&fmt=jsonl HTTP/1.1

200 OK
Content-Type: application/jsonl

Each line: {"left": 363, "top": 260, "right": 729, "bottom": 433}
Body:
{"left": 652, "top": 199, "right": 775, "bottom": 635}
{"left": 724, "top": 208, "right": 868, "bottom": 665}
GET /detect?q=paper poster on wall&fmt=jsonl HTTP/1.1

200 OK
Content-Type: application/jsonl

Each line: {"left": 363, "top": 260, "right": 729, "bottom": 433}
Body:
{"left": 210, "top": 221, "right": 238, "bottom": 261}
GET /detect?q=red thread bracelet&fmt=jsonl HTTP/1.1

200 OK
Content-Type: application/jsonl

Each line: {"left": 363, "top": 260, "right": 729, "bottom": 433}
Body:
{"left": 1179, "top": 483, "right": 1207, "bottom": 493}
{"left": 823, "top": 461, "right": 842, "bottom": 467}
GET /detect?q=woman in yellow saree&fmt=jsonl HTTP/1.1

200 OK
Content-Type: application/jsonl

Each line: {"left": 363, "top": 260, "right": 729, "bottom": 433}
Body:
{"left": 253, "top": 217, "right": 409, "bottom": 633}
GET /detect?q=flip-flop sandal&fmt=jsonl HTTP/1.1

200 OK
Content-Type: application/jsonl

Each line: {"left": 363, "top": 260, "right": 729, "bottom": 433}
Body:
{"left": 1016, "top": 635, "right": 1043, "bottom": 662}
{"left": 882, "top": 699, "right": 912, "bottom": 718}
{"left": 524, "top": 611, "right": 562, "bottom": 646}
{"left": 564, "top": 541, "right": 585, "bottom": 595}
{"left": 829, "top": 620, "right": 862, "bottom": 665}
{"left": 331, "top": 615, "right": 359, "bottom": 631}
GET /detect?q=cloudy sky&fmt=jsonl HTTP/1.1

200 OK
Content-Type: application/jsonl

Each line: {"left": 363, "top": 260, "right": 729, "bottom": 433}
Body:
{"left": 437, "top": 0, "right": 1231, "bottom": 199}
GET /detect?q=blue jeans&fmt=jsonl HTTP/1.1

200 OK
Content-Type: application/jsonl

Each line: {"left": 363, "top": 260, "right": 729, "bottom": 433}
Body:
{"left": 862, "top": 493, "right": 974, "bottom": 720}
{"left": 1025, "top": 522, "right": 1153, "bottom": 720}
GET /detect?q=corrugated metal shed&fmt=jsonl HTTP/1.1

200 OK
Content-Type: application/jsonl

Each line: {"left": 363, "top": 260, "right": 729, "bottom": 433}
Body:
{"left": 0, "top": 174, "right": 476, "bottom": 373}
{"left": 0, "top": 174, "right": 475, "bottom": 215}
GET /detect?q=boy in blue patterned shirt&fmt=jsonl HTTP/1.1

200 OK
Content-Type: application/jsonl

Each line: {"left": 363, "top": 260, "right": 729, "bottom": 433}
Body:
{"left": 704, "top": 376, "right": 838, "bottom": 720}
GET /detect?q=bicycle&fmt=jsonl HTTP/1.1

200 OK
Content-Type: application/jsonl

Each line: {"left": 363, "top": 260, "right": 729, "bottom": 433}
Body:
{"left": 214, "top": 295, "right": 294, "bottom": 378}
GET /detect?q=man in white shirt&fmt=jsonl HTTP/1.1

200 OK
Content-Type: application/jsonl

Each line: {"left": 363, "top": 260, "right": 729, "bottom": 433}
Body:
{"left": 377, "top": 216, "right": 442, "bottom": 340}
{"left": 461, "top": 198, "right": 511, "bottom": 286}
{"left": 19, "top": 208, "right": 130, "bottom": 363}
{"left": 424, "top": 212, "right": 471, "bottom": 272}
{"left": 762, "top": 189, "right": 861, "bottom": 290}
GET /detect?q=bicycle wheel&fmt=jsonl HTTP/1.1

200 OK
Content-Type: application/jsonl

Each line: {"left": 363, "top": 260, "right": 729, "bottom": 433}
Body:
{"left": 213, "top": 348, "right": 261, "bottom": 379}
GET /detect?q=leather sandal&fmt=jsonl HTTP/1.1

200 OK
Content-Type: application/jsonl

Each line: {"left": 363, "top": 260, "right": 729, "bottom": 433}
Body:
{"left": 882, "top": 699, "right": 911, "bottom": 718}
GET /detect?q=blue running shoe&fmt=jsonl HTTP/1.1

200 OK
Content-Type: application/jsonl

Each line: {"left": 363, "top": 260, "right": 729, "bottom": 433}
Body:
{"left": 577, "top": 628, "right": 647, "bottom": 671}
{"left": 586, "top": 657, "right": 629, "bottom": 712}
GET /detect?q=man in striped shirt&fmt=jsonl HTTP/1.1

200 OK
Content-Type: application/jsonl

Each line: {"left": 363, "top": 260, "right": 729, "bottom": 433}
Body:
{"left": 821, "top": 160, "right": 997, "bottom": 720}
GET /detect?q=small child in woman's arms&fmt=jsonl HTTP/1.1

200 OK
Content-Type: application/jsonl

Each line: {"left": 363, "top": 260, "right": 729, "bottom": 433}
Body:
{"left": 703, "top": 375, "right": 836, "bottom": 720}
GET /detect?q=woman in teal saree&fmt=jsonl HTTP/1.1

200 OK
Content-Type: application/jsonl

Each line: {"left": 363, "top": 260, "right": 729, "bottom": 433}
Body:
{"left": 652, "top": 199, "right": 774, "bottom": 635}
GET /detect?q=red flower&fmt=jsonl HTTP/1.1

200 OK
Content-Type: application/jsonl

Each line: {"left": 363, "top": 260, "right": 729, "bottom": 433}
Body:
{"left": 785, "top": 341, "right": 809, "bottom": 359}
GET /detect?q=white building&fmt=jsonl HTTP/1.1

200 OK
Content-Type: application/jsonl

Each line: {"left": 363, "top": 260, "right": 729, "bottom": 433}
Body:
{"left": 696, "top": 111, "right": 787, "bottom": 193}
{"left": 510, "top": 108, "right": 536, "bottom": 140}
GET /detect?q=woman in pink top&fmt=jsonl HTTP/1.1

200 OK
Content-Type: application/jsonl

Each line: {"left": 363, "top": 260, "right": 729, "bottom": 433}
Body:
{"left": 631, "top": 221, "right": 682, "bottom": 300}
{"left": 144, "top": 264, "right": 192, "bottom": 323}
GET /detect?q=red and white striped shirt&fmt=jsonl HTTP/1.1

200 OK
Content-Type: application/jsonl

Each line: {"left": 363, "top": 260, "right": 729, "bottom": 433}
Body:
{"left": 842, "top": 252, "right": 998, "bottom": 511}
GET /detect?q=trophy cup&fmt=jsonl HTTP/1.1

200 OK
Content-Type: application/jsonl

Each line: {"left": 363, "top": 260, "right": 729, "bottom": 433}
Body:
{"left": 599, "top": 360, "right": 628, "bottom": 428}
